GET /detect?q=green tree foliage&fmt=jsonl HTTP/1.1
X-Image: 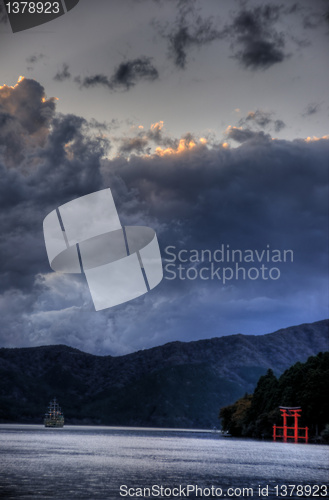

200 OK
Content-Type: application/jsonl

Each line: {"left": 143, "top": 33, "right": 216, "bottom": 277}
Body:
{"left": 277, "top": 352, "right": 329, "bottom": 435}
{"left": 247, "top": 369, "right": 279, "bottom": 420}
{"left": 219, "top": 393, "right": 252, "bottom": 437}
{"left": 219, "top": 352, "right": 329, "bottom": 441}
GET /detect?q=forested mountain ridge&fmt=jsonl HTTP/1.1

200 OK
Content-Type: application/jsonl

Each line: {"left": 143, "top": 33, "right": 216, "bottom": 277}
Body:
{"left": 0, "top": 319, "right": 328, "bottom": 428}
{"left": 220, "top": 351, "right": 329, "bottom": 441}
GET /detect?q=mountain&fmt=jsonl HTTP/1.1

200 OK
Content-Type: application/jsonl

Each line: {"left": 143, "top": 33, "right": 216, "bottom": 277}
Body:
{"left": 0, "top": 319, "right": 328, "bottom": 428}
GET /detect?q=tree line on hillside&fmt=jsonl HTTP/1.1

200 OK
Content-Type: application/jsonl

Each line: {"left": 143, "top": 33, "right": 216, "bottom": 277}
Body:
{"left": 219, "top": 352, "right": 329, "bottom": 442}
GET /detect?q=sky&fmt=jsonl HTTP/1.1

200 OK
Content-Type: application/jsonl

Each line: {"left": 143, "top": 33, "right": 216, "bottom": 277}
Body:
{"left": 0, "top": 0, "right": 328, "bottom": 356}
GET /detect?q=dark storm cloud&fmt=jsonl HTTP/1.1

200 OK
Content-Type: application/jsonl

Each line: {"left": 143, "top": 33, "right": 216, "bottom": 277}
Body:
{"left": 0, "top": 77, "right": 328, "bottom": 354}
{"left": 0, "top": 78, "right": 106, "bottom": 296}
{"left": 103, "top": 137, "right": 328, "bottom": 256}
{"left": 274, "top": 120, "right": 285, "bottom": 132}
{"left": 0, "top": 78, "right": 56, "bottom": 136}
{"left": 225, "top": 5, "right": 288, "bottom": 70}
{"left": 233, "top": 38, "right": 285, "bottom": 69}
{"left": 76, "top": 58, "right": 159, "bottom": 91}
{"left": 157, "top": 2, "right": 290, "bottom": 71}
{"left": 119, "top": 136, "right": 149, "bottom": 154}
{"left": 166, "top": 18, "right": 224, "bottom": 69}
{"left": 75, "top": 73, "right": 110, "bottom": 88}
{"left": 100, "top": 136, "right": 328, "bottom": 356}
{"left": 157, "top": 0, "right": 224, "bottom": 69}
{"left": 302, "top": 103, "right": 321, "bottom": 117}
{"left": 302, "top": 10, "right": 326, "bottom": 29}
{"left": 110, "top": 58, "right": 159, "bottom": 89}
{"left": 54, "top": 63, "right": 71, "bottom": 82}
{"left": 226, "top": 127, "right": 268, "bottom": 144}
{"left": 118, "top": 122, "right": 177, "bottom": 155}
{"left": 88, "top": 117, "right": 118, "bottom": 132}
{"left": 0, "top": 78, "right": 57, "bottom": 166}
{"left": 238, "top": 110, "right": 286, "bottom": 134}
{"left": 146, "top": 122, "right": 177, "bottom": 148}
{"left": 326, "top": 9, "right": 329, "bottom": 25}
{"left": 245, "top": 110, "right": 272, "bottom": 128}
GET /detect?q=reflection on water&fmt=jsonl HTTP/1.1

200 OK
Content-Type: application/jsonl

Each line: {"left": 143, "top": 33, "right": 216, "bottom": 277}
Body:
{"left": 0, "top": 425, "right": 328, "bottom": 499}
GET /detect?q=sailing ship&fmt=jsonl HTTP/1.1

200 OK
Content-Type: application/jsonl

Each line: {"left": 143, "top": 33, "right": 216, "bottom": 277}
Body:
{"left": 44, "top": 398, "right": 64, "bottom": 427}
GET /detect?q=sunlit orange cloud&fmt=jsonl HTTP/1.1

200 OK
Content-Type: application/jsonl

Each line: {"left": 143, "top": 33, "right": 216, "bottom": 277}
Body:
{"left": 225, "top": 125, "right": 243, "bottom": 134}
{"left": 0, "top": 76, "right": 59, "bottom": 103}
{"left": 305, "top": 135, "right": 329, "bottom": 142}
{"left": 0, "top": 75, "right": 25, "bottom": 91}
{"left": 41, "top": 96, "right": 59, "bottom": 103}
{"left": 150, "top": 121, "right": 164, "bottom": 131}
{"left": 155, "top": 137, "right": 208, "bottom": 156}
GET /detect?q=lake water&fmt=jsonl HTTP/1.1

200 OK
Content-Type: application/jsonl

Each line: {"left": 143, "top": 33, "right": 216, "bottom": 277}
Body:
{"left": 0, "top": 425, "right": 328, "bottom": 499}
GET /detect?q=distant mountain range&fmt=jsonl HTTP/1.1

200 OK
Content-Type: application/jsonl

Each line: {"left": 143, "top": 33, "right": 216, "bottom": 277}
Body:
{"left": 0, "top": 319, "right": 328, "bottom": 428}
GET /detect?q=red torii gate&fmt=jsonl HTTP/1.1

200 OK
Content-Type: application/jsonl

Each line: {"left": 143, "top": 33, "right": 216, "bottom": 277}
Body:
{"left": 273, "top": 407, "right": 308, "bottom": 444}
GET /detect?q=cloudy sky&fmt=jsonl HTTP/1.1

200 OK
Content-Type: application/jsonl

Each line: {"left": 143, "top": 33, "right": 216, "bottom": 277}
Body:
{"left": 0, "top": 0, "right": 328, "bottom": 355}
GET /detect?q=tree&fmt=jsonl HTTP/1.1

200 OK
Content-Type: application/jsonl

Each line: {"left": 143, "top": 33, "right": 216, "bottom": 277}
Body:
{"left": 219, "top": 352, "right": 329, "bottom": 441}
{"left": 219, "top": 393, "right": 252, "bottom": 436}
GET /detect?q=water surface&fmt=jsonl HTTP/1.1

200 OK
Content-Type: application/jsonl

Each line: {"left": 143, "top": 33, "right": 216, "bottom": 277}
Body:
{"left": 0, "top": 425, "right": 328, "bottom": 499}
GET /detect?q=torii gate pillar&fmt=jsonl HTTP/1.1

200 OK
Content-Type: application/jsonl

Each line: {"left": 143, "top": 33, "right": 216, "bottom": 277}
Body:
{"left": 273, "top": 407, "right": 308, "bottom": 444}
